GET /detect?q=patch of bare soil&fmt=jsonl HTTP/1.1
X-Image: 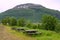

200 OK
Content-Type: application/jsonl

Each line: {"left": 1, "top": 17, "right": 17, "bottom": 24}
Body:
{"left": 0, "top": 25, "right": 21, "bottom": 40}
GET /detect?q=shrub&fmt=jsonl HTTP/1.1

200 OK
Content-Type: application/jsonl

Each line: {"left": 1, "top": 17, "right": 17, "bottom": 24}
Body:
{"left": 17, "top": 18, "right": 26, "bottom": 27}
{"left": 55, "top": 23, "right": 60, "bottom": 32}
{"left": 9, "top": 17, "right": 17, "bottom": 26}
{"left": 41, "top": 14, "right": 58, "bottom": 31}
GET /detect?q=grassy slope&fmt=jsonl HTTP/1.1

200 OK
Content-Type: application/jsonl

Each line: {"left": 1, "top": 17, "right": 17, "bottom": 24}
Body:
{"left": 5, "top": 25, "right": 36, "bottom": 40}
{"left": 2, "top": 25, "right": 60, "bottom": 40}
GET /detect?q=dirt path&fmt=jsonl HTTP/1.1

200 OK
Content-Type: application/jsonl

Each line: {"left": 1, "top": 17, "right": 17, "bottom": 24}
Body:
{"left": 0, "top": 25, "right": 21, "bottom": 40}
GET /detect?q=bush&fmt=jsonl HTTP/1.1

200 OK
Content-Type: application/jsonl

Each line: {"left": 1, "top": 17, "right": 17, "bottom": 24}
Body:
{"left": 38, "top": 24, "right": 42, "bottom": 29}
{"left": 41, "top": 14, "right": 58, "bottom": 31}
{"left": 55, "top": 23, "right": 60, "bottom": 32}
{"left": 9, "top": 17, "right": 17, "bottom": 26}
{"left": 17, "top": 18, "right": 26, "bottom": 27}
{"left": 26, "top": 22, "right": 33, "bottom": 28}
{"left": 32, "top": 24, "right": 38, "bottom": 29}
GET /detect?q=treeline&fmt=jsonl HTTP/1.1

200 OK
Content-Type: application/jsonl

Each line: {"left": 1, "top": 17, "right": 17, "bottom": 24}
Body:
{"left": 1, "top": 14, "right": 60, "bottom": 32}
{"left": 1, "top": 17, "right": 26, "bottom": 26}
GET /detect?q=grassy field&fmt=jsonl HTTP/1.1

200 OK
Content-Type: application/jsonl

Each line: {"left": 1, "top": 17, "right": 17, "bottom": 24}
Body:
{"left": 0, "top": 25, "right": 60, "bottom": 40}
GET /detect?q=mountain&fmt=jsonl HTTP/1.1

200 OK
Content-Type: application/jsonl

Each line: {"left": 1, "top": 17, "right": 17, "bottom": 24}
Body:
{"left": 0, "top": 3, "right": 60, "bottom": 22}
{"left": 13, "top": 3, "right": 45, "bottom": 9}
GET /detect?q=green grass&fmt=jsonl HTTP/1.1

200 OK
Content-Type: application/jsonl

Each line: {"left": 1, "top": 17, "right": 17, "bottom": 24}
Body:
{"left": 36, "top": 30, "right": 60, "bottom": 40}
{"left": 5, "top": 25, "right": 60, "bottom": 40}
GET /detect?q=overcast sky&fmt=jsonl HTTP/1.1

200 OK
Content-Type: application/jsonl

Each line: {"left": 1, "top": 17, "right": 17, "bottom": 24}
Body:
{"left": 0, "top": 0, "right": 60, "bottom": 12}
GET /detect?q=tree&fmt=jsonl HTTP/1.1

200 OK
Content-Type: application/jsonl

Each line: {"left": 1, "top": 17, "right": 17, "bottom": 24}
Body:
{"left": 17, "top": 18, "right": 26, "bottom": 27}
{"left": 26, "top": 22, "right": 33, "bottom": 28}
{"left": 9, "top": 17, "right": 17, "bottom": 26}
{"left": 1, "top": 16, "right": 10, "bottom": 25}
{"left": 41, "top": 14, "right": 58, "bottom": 31}
{"left": 1, "top": 19, "right": 7, "bottom": 25}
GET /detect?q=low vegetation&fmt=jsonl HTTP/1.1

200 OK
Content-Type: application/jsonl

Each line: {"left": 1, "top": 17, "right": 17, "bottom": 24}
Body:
{"left": 1, "top": 14, "right": 60, "bottom": 40}
{"left": 5, "top": 25, "right": 60, "bottom": 40}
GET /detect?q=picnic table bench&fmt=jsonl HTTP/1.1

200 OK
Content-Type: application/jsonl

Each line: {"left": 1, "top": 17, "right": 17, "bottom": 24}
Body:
{"left": 24, "top": 30, "right": 42, "bottom": 35}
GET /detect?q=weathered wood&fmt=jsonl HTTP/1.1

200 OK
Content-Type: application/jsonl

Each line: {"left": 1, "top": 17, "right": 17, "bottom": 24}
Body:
{"left": 24, "top": 30, "right": 41, "bottom": 35}
{"left": 25, "top": 30, "right": 37, "bottom": 33}
{"left": 11, "top": 27, "right": 16, "bottom": 30}
{"left": 16, "top": 28, "right": 25, "bottom": 32}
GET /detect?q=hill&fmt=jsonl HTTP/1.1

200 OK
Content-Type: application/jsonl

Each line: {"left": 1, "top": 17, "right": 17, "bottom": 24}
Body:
{"left": 0, "top": 3, "right": 60, "bottom": 22}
